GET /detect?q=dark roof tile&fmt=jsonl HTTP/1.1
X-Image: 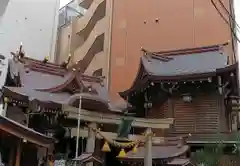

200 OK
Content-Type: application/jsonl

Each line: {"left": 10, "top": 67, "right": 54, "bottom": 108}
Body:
{"left": 142, "top": 50, "right": 228, "bottom": 76}
{"left": 121, "top": 145, "right": 189, "bottom": 160}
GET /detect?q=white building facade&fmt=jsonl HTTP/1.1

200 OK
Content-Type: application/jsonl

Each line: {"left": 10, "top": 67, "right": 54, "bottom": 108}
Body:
{"left": 0, "top": 0, "right": 60, "bottom": 61}
{"left": 0, "top": 0, "right": 60, "bottom": 90}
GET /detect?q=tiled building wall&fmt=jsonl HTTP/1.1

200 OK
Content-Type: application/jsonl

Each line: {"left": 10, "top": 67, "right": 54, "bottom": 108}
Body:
{"left": 109, "top": 0, "right": 234, "bottom": 100}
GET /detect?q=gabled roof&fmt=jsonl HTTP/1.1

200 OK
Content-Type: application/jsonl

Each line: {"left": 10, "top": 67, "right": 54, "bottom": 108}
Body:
{"left": 119, "top": 44, "right": 238, "bottom": 99}
{"left": 72, "top": 153, "right": 103, "bottom": 164}
{"left": 167, "top": 158, "right": 194, "bottom": 166}
{"left": 4, "top": 55, "right": 131, "bottom": 113}
{"left": 142, "top": 48, "right": 227, "bottom": 77}
{"left": 120, "top": 145, "right": 189, "bottom": 161}
{"left": 119, "top": 135, "right": 190, "bottom": 162}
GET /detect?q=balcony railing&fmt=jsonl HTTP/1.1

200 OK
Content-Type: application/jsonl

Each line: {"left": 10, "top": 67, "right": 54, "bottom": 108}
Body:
{"left": 58, "top": 1, "right": 86, "bottom": 28}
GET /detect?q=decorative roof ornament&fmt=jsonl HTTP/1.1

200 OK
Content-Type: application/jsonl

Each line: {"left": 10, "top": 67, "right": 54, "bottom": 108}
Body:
{"left": 61, "top": 53, "right": 72, "bottom": 69}
{"left": 18, "top": 42, "right": 25, "bottom": 59}
{"left": 10, "top": 42, "right": 25, "bottom": 62}
{"left": 141, "top": 47, "right": 173, "bottom": 62}
{"left": 43, "top": 56, "right": 49, "bottom": 64}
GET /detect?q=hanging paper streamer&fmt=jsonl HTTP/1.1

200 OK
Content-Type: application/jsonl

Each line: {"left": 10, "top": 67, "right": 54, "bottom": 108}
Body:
{"left": 102, "top": 141, "right": 111, "bottom": 152}
{"left": 117, "top": 148, "right": 126, "bottom": 158}
{"left": 132, "top": 145, "right": 138, "bottom": 153}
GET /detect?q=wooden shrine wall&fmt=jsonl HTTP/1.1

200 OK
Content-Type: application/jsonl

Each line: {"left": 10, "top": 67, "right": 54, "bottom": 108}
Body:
{"left": 147, "top": 94, "right": 226, "bottom": 136}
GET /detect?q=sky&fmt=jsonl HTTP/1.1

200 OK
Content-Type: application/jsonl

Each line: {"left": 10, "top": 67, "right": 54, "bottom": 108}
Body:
{"left": 60, "top": 0, "right": 72, "bottom": 8}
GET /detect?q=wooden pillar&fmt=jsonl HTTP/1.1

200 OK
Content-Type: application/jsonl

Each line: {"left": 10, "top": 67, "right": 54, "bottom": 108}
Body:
{"left": 8, "top": 146, "right": 15, "bottom": 166}
{"left": 144, "top": 128, "right": 152, "bottom": 166}
{"left": 15, "top": 140, "right": 22, "bottom": 166}
{"left": 45, "top": 144, "right": 54, "bottom": 166}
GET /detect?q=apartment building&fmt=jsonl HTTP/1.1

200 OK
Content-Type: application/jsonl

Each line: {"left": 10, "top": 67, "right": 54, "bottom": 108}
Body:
{"left": 56, "top": 0, "right": 112, "bottom": 86}
{"left": 56, "top": 0, "right": 236, "bottom": 99}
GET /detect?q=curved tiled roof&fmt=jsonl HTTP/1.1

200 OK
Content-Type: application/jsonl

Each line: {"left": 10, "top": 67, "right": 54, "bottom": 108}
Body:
{"left": 4, "top": 56, "right": 131, "bottom": 113}
{"left": 119, "top": 44, "right": 238, "bottom": 99}
{"left": 120, "top": 145, "right": 189, "bottom": 161}
{"left": 142, "top": 50, "right": 228, "bottom": 77}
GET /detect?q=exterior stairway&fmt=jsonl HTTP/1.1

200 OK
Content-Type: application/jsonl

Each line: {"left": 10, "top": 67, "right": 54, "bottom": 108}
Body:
{"left": 79, "top": 0, "right": 94, "bottom": 10}
{"left": 73, "top": 17, "right": 106, "bottom": 63}
{"left": 57, "top": 0, "right": 110, "bottom": 79}
{"left": 70, "top": 0, "right": 106, "bottom": 54}
{"left": 70, "top": 0, "right": 107, "bottom": 76}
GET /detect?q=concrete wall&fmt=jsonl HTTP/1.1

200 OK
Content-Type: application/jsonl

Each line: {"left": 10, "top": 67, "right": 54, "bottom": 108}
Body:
{"left": 0, "top": 0, "right": 10, "bottom": 24}
{"left": 0, "top": 0, "right": 60, "bottom": 89}
{"left": 0, "top": 0, "right": 60, "bottom": 61}
{"left": 109, "top": 0, "right": 234, "bottom": 100}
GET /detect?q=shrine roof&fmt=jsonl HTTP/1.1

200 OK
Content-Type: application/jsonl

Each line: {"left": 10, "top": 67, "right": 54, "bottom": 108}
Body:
{"left": 0, "top": 114, "right": 55, "bottom": 148}
{"left": 119, "top": 134, "right": 190, "bottom": 161}
{"left": 186, "top": 132, "right": 240, "bottom": 144}
{"left": 168, "top": 131, "right": 240, "bottom": 144}
{"left": 120, "top": 145, "right": 189, "bottom": 161}
{"left": 3, "top": 86, "right": 70, "bottom": 105}
{"left": 4, "top": 55, "right": 130, "bottom": 113}
{"left": 119, "top": 44, "right": 238, "bottom": 99}
{"left": 73, "top": 153, "right": 103, "bottom": 164}
{"left": 141, "top": 47, "right": 228, "bottom": 77}
{"left": 167, "top": 158, "right": 193, "bottom": 166}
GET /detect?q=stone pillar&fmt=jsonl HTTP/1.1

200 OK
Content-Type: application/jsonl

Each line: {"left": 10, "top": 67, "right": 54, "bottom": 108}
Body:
{"left": 86, "top": 123, "right": 97, "bottom": 153}
{"left": 86, "top": 123, "right": 97, "bottom": 166}
{"left": 144, "top": 128, "right": 152, "bottom": 166}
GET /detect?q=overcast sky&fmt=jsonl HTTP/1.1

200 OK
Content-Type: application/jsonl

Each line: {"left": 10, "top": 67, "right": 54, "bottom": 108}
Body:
{"left": 60, "top": 0, "right": 71, "bottom": 8}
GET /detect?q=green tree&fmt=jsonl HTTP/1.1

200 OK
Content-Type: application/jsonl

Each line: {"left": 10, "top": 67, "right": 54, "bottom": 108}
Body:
{"left": 193, "top": 133, "right": 240, "bottom": 166}
{"left": 193, "top": 141, "right": 224, "bottom": 166}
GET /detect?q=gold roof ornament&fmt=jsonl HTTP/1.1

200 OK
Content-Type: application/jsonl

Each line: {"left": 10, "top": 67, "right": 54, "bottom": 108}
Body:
{"left": 43, "top": 56, "right": 49, "bottom": 63}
